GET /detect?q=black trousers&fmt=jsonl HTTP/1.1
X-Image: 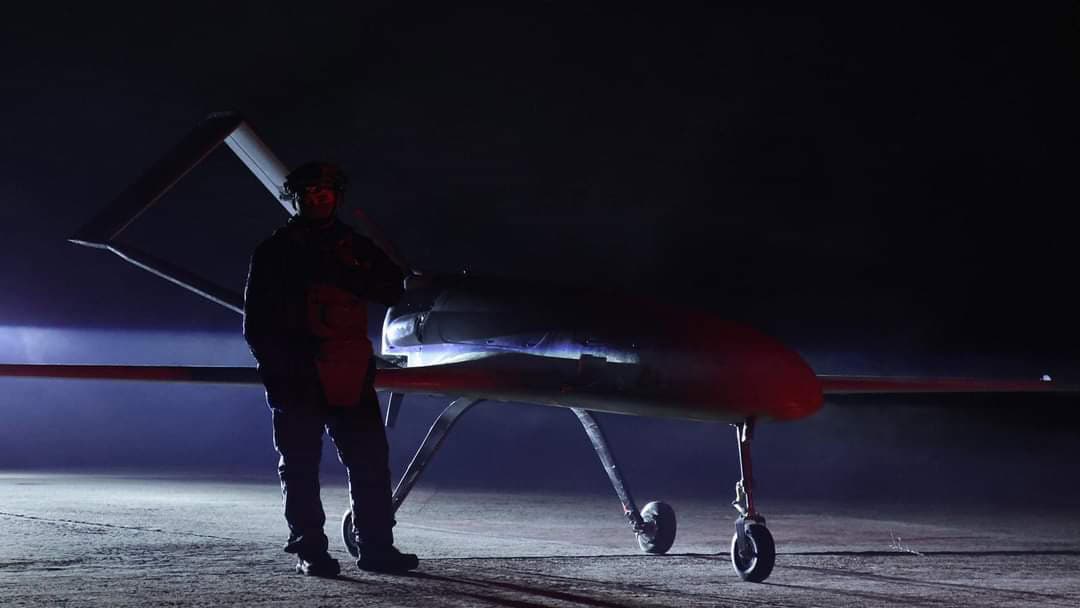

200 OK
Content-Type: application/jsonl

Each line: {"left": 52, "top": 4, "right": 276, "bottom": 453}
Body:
{"left": 270, "top": 384, "right": 395, "bottom": 556}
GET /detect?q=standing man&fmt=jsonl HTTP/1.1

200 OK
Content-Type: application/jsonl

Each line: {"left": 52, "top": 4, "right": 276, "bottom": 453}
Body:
{"left": 243, "top": 162, "right": 419, "bottom": 577}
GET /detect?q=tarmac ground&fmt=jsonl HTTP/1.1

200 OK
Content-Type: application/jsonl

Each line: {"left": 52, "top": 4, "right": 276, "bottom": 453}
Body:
{"left": 1, "top": 473, "right": 1078, "bottom": 607}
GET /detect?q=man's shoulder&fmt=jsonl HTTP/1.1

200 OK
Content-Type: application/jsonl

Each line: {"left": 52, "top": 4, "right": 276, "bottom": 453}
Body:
{"left": 327, "top": 221, "right": 378, "bottom": 252}
{"left": 345, "top": 229, "right": 377, "bottom": 249}
{"left": 253, "top": 224, "right": 301, "bottom": 256}
{"left": 254, "top": 218, "right": 370, "bottom": 252}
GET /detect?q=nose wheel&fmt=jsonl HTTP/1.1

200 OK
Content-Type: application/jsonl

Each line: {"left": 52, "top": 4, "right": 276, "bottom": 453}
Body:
{"left": 731, "top": 517, "right": 775, "bottom": 582}
{"left": 729, "top": 418, "right": 776, "bottom": 582}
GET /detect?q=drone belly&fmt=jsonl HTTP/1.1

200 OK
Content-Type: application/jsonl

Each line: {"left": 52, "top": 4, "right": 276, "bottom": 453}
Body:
{"left": 516, "top": 318, "right": 824, "bottom": 422}
{"left": 381, "top": 301, "right": 640, "bottom": 367}
{"left": 379, "top": 292, "right": 823, "bottom": 422}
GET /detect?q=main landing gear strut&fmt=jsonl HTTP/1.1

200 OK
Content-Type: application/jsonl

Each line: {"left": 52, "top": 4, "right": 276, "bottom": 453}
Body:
{"left": 571, "top": 408, "right": 677, "bottom": 554}
{"left": 730, "top": 417, "right": 776, "bottom": 582}
{"left": 342, "top": 398, "right": 777, "bottom": 583}
{"left": 342, "top": 399, "right": 677, "bottom": 558}
{"left": 342, "top": 396, "right": 483, "bottom": 558}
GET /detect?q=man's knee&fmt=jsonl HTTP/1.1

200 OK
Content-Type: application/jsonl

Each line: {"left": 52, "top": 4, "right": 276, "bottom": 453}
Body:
{"left": 277, "top": 449, "right": 322, "bottom": 481}
{"left": 337, "top": 428, "right": 389, "bottom": 468}
{"left": 274, "top": 423, "right": 323, "bottom": 477}
{"left": 272, "top": 408, "right": 325, "bottom": 457}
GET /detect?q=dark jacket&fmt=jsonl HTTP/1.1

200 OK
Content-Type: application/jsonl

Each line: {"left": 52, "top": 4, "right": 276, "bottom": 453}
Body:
{"left": 243, "top": 216, "right": 404, "bottom": 408}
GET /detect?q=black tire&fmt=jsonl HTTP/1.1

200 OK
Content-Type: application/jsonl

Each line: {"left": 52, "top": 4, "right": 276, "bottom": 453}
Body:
{"left": 341, "top": 510, "right": 360, "bottom": 558}
{"left": 730, "top": 523, "right": 775, "bottom": 582}
{"left": 636, "top": 501, "right": 677, "bottom": 554}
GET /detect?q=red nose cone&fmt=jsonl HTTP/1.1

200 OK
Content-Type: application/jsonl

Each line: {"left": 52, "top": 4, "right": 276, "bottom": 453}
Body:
{"left": 669, "top": 316, "right": 824, "bottom": 421}
{"left": 750, "top": 338, "right": 825, "bottom": 421}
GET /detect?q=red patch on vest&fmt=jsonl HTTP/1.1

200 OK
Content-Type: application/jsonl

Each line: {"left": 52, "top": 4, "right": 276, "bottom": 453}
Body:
{"left": 307, "top": 284, "right": 373, "bottom": 407}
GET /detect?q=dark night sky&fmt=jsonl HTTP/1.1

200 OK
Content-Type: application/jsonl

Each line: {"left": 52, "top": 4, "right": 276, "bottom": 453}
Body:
{"left": 1, "top": 4, "right": 1078, "bottom": 502}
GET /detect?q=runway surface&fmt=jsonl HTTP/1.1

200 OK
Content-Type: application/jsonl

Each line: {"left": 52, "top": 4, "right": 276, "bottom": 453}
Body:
{"left": 1, "top": 473, "right": 1078, "bottom": 607}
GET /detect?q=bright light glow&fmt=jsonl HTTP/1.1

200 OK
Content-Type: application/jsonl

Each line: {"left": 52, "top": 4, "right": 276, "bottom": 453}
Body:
{"left": 390, "top": 332, "right": 640, "bottom": 368}
{"left": 0, "top": 326, "right": 254, "bottom": 366}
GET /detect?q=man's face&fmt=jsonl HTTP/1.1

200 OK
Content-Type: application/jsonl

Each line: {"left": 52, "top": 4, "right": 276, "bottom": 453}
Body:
{"left": 299, "top": 185, "right": 338, "bottom": 220}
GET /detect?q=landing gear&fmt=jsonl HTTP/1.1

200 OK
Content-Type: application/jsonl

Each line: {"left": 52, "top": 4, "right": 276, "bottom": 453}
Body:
{"left": 729, "top": 418, "right": 775, "bottom": 582}
{"left": 636, "top": 500, "right": 677, "bottom": 554}
{"left": 340, "top": 399, "right": 676, "bottom": 558}
{"left": 342, "top": 397, "right": 484, "bottom": 558}
{"left": 341, "top": 511, "right": 359, "bottom": 558}
{"left": 731, "top": 520, "right": 775, "bottom": 582}
{"left": 571, "top": 408, "right": 677, "bottom": 555}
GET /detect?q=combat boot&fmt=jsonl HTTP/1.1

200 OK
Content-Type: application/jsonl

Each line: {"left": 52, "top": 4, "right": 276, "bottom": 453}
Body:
{"left": 295, "top": 551, "right": 341, "bottom": 578}
{"left": 356, "top": 545, "right": 419, "bottom": 573}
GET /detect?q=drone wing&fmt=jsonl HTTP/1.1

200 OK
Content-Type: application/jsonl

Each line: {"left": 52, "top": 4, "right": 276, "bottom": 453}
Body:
{"left": 818, "top": 374, "right": 1069, "bottom": 395}
{"left": 0, "top": 364, "right": 261, "bottom": 384}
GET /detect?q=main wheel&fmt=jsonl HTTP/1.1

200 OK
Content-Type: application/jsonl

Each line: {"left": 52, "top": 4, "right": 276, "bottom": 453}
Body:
{"left": 730, "top": 523, "right": 775, "bottom": 582}
{"left": 636, "top": 501, "right": 677, "bottom": 554}
{"left": 341, "top": 510, "right": 360, "bottom": 558}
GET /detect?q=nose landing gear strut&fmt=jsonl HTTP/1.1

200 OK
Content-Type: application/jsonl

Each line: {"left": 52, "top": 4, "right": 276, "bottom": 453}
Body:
{"left": 730, "top": 418, "right": 776, "bottom": 582}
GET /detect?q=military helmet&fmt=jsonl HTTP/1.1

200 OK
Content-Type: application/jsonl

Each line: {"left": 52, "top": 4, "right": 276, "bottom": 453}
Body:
{"left": 280, "top": 162, "right": 348, "bottom": 210}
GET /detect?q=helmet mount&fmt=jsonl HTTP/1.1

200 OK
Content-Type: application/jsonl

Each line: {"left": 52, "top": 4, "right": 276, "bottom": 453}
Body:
{"left": 279, "top": 162, "right": 348, "bottom": 214}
